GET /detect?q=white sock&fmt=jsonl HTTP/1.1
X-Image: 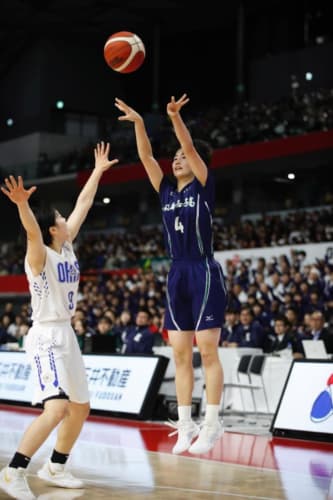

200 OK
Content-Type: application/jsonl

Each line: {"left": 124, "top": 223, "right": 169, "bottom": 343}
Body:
{"left": 177, "top": 405, "right": 192, "bottom": 421}
{"left": 204, "top": 404, "right": 220, "bottom": 424}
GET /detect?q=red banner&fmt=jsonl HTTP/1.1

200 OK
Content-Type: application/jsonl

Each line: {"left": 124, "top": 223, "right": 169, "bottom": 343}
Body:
{"left": 0, "top": 275, "right": 29, "bottom": 294}
{"left": 0, "top": 270, "right": 140, "bottom": 294}
{"left": 77, "top": 129, "right": 333, "bottom": 187}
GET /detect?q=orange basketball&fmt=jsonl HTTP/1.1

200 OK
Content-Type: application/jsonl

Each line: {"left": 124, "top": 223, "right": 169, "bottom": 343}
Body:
{"left": 103, "top": 31, "right": 145, "bottom": 74}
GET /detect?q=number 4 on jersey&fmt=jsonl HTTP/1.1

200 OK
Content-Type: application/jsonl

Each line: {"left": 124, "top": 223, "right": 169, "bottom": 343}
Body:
{"left": 175, "top": 216, "right": 184, "bottom": 233}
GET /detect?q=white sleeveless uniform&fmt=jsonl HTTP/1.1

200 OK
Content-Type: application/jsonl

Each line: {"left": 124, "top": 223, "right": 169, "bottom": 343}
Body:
{"left": 24, "top": 242, "right": 89, "bottom": 405}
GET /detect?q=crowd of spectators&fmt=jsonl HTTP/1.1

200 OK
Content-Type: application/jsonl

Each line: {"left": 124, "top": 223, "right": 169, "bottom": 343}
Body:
{"left": 1, "top": 241, "right": 333, "bottom": 358}
{"left": 27, "top": 87, "right": 333, "bottom": 178}
{"left": 0, "top": 206, "right": 332, "bottom": 275}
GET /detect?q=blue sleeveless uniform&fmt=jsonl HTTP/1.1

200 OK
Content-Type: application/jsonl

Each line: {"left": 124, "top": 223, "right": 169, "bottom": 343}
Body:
{"left": 159, "top": 172, "right": 227, "bottom": 331}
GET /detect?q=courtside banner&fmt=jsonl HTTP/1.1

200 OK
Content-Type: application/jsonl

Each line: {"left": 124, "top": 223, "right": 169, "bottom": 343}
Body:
{"left": 270, "top": 359, "right": 333, "bottom": 442}
{"left": 0, "top": 351, "right": 33, "bottom": 403}
{"left": 0, "top": 351, "right": 168, "bottom": 419}
{"left": 84, "top": 354, "right": 168, "bottom": 417}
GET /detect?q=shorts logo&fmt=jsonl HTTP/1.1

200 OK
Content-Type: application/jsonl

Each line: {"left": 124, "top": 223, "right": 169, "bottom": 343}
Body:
{"left": 310, "top": 373, "right": 333, "bottom": 423}
{"left": 205, "top": 315, "right": 214, "bottom": 322}
{"left": 42, "top": 372, "right": 53, "bottom": 385}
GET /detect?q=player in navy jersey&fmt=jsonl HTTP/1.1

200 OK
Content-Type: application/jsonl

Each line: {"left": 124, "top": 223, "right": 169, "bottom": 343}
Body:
{"left": 0, "top": 142, "right": 118, "bottom": 499}
{"left": 115, "top": 94, "right": 227, "bottom": 455}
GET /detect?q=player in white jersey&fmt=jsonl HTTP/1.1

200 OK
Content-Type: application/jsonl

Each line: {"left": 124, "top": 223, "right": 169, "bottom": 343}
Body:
{"left": 0, "top": 142, "right": 118, "bottom": 500}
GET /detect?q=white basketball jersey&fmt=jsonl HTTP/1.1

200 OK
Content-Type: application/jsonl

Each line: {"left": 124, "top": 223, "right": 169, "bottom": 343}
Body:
{"left": 25, "top": 242, "right": 80, "bottom": 323}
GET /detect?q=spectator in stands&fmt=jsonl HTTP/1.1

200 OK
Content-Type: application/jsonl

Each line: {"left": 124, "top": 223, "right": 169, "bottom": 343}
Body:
{"left": 236, "top": 305, "right": 266, "bottom": 348}
{"left": 2, "top": 302, "right": 15, "bottom": 322}
{"left": 323, "top": 266, "right": 333, "bottom": 301}
{"left": 86, "top": 305, "right": 104, "bottom": 329}
{"left": 269, "top": 271, "right": 285, "bottom": 303}
{"left": 113, "top": 309, "right": 133, "bottom": 336}
{"left": 304, "top": 290, "right": 325, "bottom": 314}
{"left": 299, "top": 312, "right": 312, "bottom": 335}
{"left": 95, "top": 315, "right": 121, "bottom": 353}
{"left": 16, "top": 320, "right": 30, "bottom": 349}
{"left": 220, "top": 308, "right": 241, "bottom": 346}
{"left": 115, "top": 94, "right": 227, "bottom": 455}
{"left": 325, "top": 298, "right": 333, "bottom": 329}
{"left": 73, "top": 317, "right": 95, "bottom": 353}
{"left": 0, "top": 141, "right": 119, "bottom": 499}
{"left": 230, "top": 283, "right": 248, "bottom": 310}
{"left": 307, "top": 266, "right": 324, "bottom": 294}
{"left": 285, "top": 306, "right": 302, "bottom": 335}
{"left": 255, "top": 282, "right": 274, "bottom": 310}
{"left": 252, "top": 301, "right": 271, "bottom": 332}
{"left": 264, "top": 315, "right": 304, "bottom": 358}
{"left": 299, "top": 282, "right": 310, "bottom": 306}
{"left": 120, "top": 309, "right": 154, "bottom": 355}
{"left": 300, "top": 310, "right": 333, "bottom": 354}
{"left": 149, "top": 313, "right": 168, "bottom": 346}
{"left": 268, "top": 299, "right": 283, "bottom": 325}
{"left": 6, "top": 313, "right": 27, "bottom": 340}
{"left": 0, "top": 313, "right": 18, "bottom": 346}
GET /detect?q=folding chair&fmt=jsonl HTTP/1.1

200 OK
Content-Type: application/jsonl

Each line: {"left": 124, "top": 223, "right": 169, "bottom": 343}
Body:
{"left": 248, "top": 354, "right": 270, "bottom": 413}
{"left": 221, "top": 354, "right": 257, "bottom": 415}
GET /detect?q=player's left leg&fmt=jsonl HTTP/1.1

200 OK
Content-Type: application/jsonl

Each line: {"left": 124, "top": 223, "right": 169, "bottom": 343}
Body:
{"left": 38, "top": 401, "right": 90, "bottom": 488}
{"left": 189, "top": 328, "right": 224, "bottom": 454}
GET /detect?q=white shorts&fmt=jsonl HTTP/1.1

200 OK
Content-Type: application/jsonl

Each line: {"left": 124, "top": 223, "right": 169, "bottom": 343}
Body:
{"left": 25, "top": 321, "right": 90, "bottom": 406}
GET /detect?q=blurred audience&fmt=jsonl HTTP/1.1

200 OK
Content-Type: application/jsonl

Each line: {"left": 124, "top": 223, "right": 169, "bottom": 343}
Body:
{"left": 1, "top": 206, "right": 333, "bottom": 275}
{"left": 15, "top": 87, "right": 333, "bottom": 175}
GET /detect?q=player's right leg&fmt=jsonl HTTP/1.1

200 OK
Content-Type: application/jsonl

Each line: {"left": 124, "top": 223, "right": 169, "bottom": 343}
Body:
{"left": 0, "top": 399, "right": 69, "bottom": 500}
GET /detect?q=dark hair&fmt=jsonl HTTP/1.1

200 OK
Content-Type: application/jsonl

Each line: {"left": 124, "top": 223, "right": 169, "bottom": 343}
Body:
{"left": 98, "top": 316, "right": 112, "bottom": 325}
{"left": 240, "top": 305, "right": 253, "bottom": 316}
{"left": 193, "top": 139, "right": 213, "bottom": 166}
{"left": 137, "top": 308, "right": 151, "bottom": 317}
{"left": 225, "top": 307, "right": 239, "bottom": 315}
{"left": 35, "top": 207, "right": 57, "bottom": 246}
{"left": 274, "top": 315, "right": 290, "bottom": 327}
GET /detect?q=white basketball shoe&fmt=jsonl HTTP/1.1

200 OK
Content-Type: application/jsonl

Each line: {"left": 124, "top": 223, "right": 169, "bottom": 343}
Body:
{"left": 37, "top": 460, "right": 84, "bottom": 489}
{"left": 166, "top": 419, "right": 200, "bottom": 454}
{"left": 188, "top": 420, "right": 224, "bottom": 454}
{"left": 0, "top": 466, "right": 36, "bottom": 499}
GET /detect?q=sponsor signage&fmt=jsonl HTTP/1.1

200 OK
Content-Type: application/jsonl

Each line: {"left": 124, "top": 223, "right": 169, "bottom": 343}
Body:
{"left": 0, "top": 351, "right": 168, "bottom": 420}
{"left": 271, "top": 359, "right": 333, "bottom": 442}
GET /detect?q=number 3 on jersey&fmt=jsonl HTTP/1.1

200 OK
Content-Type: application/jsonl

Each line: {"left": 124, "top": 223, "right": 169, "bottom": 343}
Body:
{"left": 175, "top": 216, "right": 184, "bottom": 234}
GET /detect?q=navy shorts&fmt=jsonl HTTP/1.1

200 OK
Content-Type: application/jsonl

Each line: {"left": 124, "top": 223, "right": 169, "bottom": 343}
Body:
{"left": 164, "top": 257, "right": 228, "bottom": 331}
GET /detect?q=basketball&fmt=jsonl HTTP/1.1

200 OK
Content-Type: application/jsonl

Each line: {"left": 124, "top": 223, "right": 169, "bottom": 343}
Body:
{"left": 103, "top": 31, "right": 145, "bottom": 74}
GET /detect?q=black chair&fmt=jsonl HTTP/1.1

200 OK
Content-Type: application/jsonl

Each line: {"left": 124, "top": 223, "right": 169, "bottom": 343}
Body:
{"left": 220, "top": 354, "right": 257, "bottom": 415}
{"left": 248, "top": 354, "right": 270, "bottom": 413}
{"left": 91, "top": 334, "right": 117, "bottom": 354}
{"left": 221, "top": 353, "right": 272, "bottom": 417}
{"left": 153, "top": 333, "right": 166, "bottom": 347}
{"left": 192, "top": 351, "right": 202, "bottom": 368}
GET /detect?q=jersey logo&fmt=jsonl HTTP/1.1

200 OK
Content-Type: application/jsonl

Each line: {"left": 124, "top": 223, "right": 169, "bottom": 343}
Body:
{"left": 57, "top": 260, "right": 80, "bottom": 283}
{"left": 162, "top": 196, "right": 195, "bottom": 212}
{"left": 205, "top": 315, "right": 214, "bottom": 322}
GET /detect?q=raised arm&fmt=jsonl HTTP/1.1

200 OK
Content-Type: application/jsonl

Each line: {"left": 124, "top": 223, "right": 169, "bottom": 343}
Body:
{"left": 1, "top": 175, "right": 45, "bottom": 275}
{"left": 67, "top": 142, "right": 119, "bottom": 242}
{"left": 167, "top": 94, "right": 208, "bottom": 186}
{"left": 114, "top": 98, "right": 163, "bottom": 192}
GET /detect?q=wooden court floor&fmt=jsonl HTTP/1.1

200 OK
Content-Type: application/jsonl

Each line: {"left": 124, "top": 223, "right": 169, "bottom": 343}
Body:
{"left": 0, "top": 406, "right": 332, "bottom": 499}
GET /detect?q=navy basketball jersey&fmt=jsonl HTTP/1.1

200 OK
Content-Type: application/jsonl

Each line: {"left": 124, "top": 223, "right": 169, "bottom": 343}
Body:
{"left": 159, "top": 172, "right": 215, "bottom": 260}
